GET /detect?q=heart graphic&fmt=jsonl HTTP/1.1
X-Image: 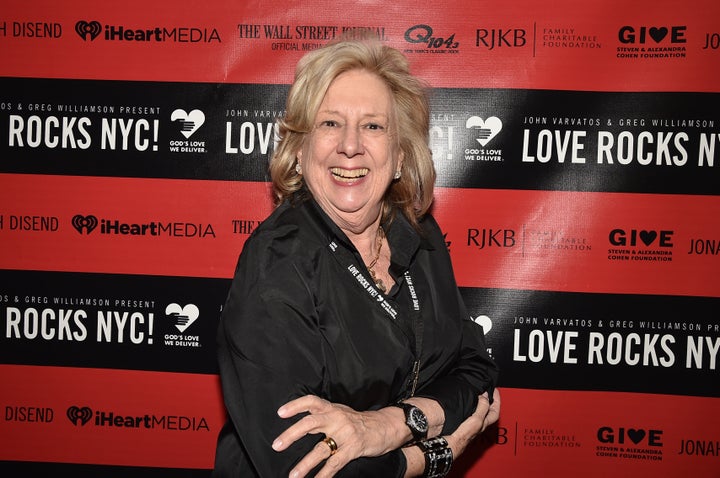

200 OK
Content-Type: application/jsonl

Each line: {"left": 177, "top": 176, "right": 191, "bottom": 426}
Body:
{"left": 466, "top": 116, "right": 503, "bottom": 147}
{"left": 71, "top": 214, "right": 98, "bottom": 234}
{"left": 171, "top": 109, "right": 205, "bottom": 139}
{"left": 627, "top": 428, "right": 646, "bottom": 444}
{"left": 648, "top": 27, "right": 668, "bottom": 43}
{"left": 75, "top": 20, "right": 101, "bottom": 41}
{"left": 66, "top": 405, "right": 92, "bottom": 426}
{"left": 473, "top": 315, "right": 493, "bottom": 335}
{"left": 639, "top": 230, "right": 657, "bottom": 246}
{"left": 166, "top": 303, "right": 200, "bottom": 333}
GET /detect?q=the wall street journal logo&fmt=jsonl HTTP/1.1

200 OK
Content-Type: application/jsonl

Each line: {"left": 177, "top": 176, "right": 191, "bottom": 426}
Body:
{"left": 74, "top": 19, "right": 220, "bottom": 43}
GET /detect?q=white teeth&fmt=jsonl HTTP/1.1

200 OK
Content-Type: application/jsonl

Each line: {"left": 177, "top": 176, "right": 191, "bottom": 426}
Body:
{"left": 331, "top": 168, "right": 369, "bottom": 182}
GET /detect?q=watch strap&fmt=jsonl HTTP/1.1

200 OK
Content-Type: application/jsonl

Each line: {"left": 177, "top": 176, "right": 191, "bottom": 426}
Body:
{"left": 417, "top": 437, "right": 453, "bottom": 478}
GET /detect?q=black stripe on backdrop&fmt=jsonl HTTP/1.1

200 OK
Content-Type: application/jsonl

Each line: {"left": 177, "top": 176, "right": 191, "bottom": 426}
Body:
{"left": 0, "top": 269, "right": 229, "bottom": 374}
{"left": 461, "top": 287, "right": 720, "bottom": 398}
{"left": 2, "top": 268, "right": 718, "bottom": 397}
{"left": 2, "top": 77, "right": 718, "bottom": 194}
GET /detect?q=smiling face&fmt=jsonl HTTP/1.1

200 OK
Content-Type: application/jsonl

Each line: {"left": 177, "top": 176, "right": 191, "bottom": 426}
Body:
{"left": 297, "top": 69, "right": 402, "bottom": 234}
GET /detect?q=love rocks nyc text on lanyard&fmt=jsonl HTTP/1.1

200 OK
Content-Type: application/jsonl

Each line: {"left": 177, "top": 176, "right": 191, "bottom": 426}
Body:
{"left": 329, "top": 239, "right": 424, "bottom": 397}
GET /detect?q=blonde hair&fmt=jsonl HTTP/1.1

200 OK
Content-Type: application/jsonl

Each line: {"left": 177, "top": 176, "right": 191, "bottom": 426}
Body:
{"left": 269, "top": 37, "right": 435, "bottom": 229}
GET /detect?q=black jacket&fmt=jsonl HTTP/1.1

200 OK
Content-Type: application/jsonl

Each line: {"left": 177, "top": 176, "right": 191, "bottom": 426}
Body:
{"left": 214, "top": 198, "right": 498, "bottom": 477}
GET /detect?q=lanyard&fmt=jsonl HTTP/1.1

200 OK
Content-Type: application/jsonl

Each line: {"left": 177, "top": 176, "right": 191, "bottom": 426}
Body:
{"left": 328, "top": 238, "right": 424, "bottom": 397}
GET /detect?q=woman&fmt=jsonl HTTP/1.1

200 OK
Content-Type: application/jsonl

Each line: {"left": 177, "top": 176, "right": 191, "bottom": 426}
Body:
{"left": 214, "top": 37, "right": 500, "bottom": 478}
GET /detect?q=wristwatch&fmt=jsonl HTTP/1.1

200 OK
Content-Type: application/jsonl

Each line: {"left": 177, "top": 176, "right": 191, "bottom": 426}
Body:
{"left": 391, "top": 401, "right": 428, "bottom": 444}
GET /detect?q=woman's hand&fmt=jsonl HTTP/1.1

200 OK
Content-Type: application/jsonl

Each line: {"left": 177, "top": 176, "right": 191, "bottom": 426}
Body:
{"left": 401, "top": 389, "right": 501, "bottom": 477}
{"left": 271, "top": 394, "right": 401, "bottom": 478}
{"left": 447, "top": 388, "right": 501, "bottom": 458}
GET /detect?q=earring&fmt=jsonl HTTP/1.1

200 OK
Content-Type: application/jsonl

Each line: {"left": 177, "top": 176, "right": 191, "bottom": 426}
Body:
{"left": 393, "top": 170, "right": 401, "bottom": 180}
{"left": 295, "top": 163, "right": 302, "bottom": 175}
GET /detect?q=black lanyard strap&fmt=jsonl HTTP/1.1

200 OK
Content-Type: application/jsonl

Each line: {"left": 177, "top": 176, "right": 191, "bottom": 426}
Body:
{"left": 328, "top": 238, "right": 424, "bottom": 397}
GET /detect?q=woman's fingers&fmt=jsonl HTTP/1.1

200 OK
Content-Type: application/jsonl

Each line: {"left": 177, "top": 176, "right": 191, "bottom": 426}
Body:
{"left": 286, "top": 437, "right": 343, "bottom": 478}
{"left": 481, "top": 388, "right": 501, "bottom": 432}
{"left": 272, "top": 396, "right": 329, "bottom": 451}
{"left": 278, "top": 394, "right": 330, "bottom": 418}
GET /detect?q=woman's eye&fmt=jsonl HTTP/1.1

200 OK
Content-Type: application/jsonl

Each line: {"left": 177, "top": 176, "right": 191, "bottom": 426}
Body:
{"left": 365, "top": 123, "right": 387, "bottom": 134}
{"left": 320, "top": 120, "right": 338, "bottom": 128}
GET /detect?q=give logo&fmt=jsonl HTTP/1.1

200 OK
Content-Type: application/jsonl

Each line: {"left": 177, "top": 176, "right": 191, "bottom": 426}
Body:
{"left": 597, "top": 426, "right": 663, "bottom": 447}
{"left": 466, "top": 116, "right": 502, "bottom": 147}
{"left": 171, "top": 109, "right": 205, "bottom": 139}
{"left": 608, "top": 229, "right": 674, "bottom": 247}
{"left": 166, "top": 303, "right": 199, "bottom": 333}
{"left": 618, "top": 25, "right": 687, "bottom": 45}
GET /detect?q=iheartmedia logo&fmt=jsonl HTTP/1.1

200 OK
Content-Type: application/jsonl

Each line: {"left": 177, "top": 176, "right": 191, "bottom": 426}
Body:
{"left": 67, "top": 405, "right": 92, "bottom": 426}
{"left": 72, "top": 214, "right": 98, "bottom": 234}
{"left": 75, "top": 20, "right": 101, "bottom": 41}
{"left": 74, "top": 20, "right": 221, "bottom": 43}
{"left": 66, "top": 405, "right": 210, "bottom": 431}
{"left": 71, "top": 214, "right": 216, "bottom": 238}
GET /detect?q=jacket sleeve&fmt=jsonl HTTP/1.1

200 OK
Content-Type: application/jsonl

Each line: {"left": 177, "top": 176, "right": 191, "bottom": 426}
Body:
{"left": 412, "top": 215, "right": 500, "bottom": 435}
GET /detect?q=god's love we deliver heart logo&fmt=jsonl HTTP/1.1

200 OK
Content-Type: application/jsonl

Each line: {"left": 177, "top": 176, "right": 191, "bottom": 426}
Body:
{"left": 473, "top": 315, "right": 493, "bottom": 335}
{"left": 166, "top": 303, "right": 200, "bottom": 333}
{"left": 171, "top": 109, "right": 205, "bottom": 139}
{"left": 466, "top": 116, "right": 503, "bottom": 147}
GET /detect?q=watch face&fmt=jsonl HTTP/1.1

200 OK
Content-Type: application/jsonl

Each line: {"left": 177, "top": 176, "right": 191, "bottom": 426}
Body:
{"left": 409, "top": 407, "right": 428, "bottom": 433}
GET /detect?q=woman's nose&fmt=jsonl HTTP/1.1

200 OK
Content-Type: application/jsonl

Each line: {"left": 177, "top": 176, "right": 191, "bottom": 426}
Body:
{"left": 337, "top": 125, "right": 364, "bottom": 156}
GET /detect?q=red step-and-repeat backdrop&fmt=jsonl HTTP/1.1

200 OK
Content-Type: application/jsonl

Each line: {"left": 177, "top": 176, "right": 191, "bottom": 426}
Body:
{"left": 1, "top": 0, "right": 718, "bottom": 476}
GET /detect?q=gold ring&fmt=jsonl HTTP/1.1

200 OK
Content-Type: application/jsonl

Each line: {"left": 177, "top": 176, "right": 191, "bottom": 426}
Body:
{"left": 323, "top": 436, "right": 338, "bottom": 456}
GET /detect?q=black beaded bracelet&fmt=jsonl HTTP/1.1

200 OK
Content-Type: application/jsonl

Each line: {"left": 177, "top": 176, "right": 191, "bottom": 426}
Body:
{"left": 416, "top": 437, "right": 453, "bottom": 478}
